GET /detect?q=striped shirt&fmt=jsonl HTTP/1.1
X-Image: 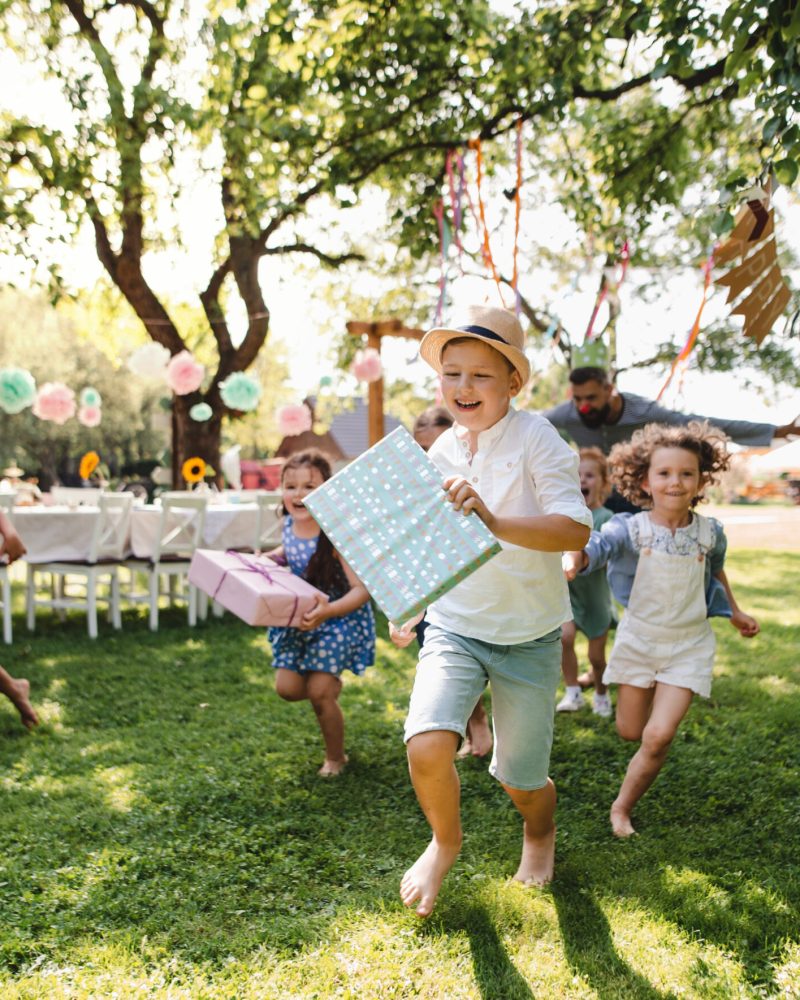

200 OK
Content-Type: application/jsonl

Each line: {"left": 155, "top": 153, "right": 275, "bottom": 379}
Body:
{"left": 539, "top": 392, "right": 776, "bottom": 454}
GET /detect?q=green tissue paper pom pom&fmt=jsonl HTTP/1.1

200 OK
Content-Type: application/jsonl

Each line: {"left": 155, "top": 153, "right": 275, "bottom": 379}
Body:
{"left": 219, "top": 372, "right": 262, "bottom": 412}
{"left": 80, "top": 386, "right": 102, "bottom": 407}
{"left": 0, "top": 367, "right": 37, "bottom": 414}
{"left": 189, "top": 402, "right": 213, "bottom": 422}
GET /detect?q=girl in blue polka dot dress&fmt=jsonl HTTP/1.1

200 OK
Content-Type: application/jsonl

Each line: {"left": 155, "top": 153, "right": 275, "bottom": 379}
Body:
{"left": 268, "top": 450, "right": 375, "bottom": 776}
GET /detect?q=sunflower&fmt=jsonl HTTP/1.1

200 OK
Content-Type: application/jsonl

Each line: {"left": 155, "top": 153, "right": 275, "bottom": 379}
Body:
{"left": 79, "top": 451, "right": 100, "bottom": 480}
{"left": 182, "top": 456, "right": 207, "bottom": 484}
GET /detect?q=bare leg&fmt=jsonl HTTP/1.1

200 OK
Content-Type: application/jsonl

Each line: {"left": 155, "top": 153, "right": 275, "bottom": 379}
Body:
{"left": 506, "top": 778, "right": 557, "bottom": 886}
{"left": 458, "top": 694, "right": 493, "bottom": 758}
{"left": 587, "top": 633, "right": 608, "bottom": 695}
{"left": 402, "top": 730, "right": 462, "bottom": 917}
{"left": 306, "top": 672, "right": 346, "bottom": 775}
{"left": 0, "top": 666, "right": 39, "bottom": 730}
{"left": 560, "top": 621, "right": 579, "bottom": 686}
{"left": 611, "top": 683, "right": 694, "bottom": 837}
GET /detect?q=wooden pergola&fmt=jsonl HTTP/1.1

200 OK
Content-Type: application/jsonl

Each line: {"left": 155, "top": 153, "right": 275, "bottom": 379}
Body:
{"left": 346, "top": 318, "right": 425, "bottom": 447}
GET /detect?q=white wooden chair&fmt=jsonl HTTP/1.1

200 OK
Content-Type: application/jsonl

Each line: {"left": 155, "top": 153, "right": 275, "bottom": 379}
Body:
{"left": 50, "top": 487, "right": 103, "bottom": 507}
{"left": 124, "top": 495, "right": 207, "bottom": 631}
{"left": 25, "top": 492, "right": 134, "bottom": 639}
{"left": 0, "top": 493, "right": 16, "bottom": 644}
{"left": 254, "top": 491, "right": 284, "bottom": 552}
{"left": 199, "top": 490, "right": 284, "bottom": 621}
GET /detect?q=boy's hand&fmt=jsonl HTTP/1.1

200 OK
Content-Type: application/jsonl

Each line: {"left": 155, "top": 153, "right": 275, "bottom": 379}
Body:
{"left": 443, "top": 475, "right": 494, "bottom": 528}
{"left": 299, "top": 595, "right": 331, "bottom": 631}
{"left": 0, "top": 529, "right": 26, "bottom": 564}
{"left": 389, "top": 612, "right": 424, "bottom": 648}
{"left": 730, "top": 609, "right": 759, "bottom": 638}
{"left": 562, "top": 551, "right": 586, "bottom": 581}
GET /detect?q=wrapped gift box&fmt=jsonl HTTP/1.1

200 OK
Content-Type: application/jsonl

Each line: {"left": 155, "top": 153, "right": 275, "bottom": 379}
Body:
{"left": 188, "top": 549, "right": 325, "bottom": 627}
{"left": 303, "top": 426, "right": 501, "bottom": 623}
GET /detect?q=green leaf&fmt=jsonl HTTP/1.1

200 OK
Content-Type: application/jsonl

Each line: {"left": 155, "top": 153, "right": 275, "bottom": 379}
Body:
{"left": 762, "top": 115, "right": 784, "bottom": 142}
{"left": 712, "top": 209, "right": 735, "bottom": 235}
{"left": 773, "top": 157, "right": 799, "bottom": 186}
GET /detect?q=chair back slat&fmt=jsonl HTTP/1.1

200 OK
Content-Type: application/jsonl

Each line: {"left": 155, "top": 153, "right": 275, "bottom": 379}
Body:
{"left": 152, "top": 496, "right": 207, "bottom": 562}
{"left": 0, "top": 493, "right": 14, "bottom": 517}
{"left": 254, "top": 491, "right": 283, "bottom": 551}
{"left": 87, "top": 493, "right": 135, "bottom": 563}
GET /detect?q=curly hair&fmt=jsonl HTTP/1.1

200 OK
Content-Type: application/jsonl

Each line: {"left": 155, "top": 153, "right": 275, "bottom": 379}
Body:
{"left": 608, "top": 421, "right": 731, "bottom": 509}
{"left": 578, "top": 446, "right": 612, "bottom": 502}
{"left": 280, "top": 449, "right": 348, "bottom": 595}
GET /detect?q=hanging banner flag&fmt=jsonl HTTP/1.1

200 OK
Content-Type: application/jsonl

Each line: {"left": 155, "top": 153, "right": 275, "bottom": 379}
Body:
{"left": 714, "top": 187, "right": 791, "bottom": 345}
{"left": 657, "top": 250, "right": 716, "bottom": 401}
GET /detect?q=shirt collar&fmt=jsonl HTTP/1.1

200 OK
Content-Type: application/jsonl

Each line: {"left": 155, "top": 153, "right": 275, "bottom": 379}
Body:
{"left": 454, "top": 406, "right": 516, "bottom": 456}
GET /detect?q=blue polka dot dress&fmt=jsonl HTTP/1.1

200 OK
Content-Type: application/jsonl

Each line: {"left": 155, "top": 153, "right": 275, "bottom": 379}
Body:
{"left": 268, "top": 517, "right": 376, "bottom": 677}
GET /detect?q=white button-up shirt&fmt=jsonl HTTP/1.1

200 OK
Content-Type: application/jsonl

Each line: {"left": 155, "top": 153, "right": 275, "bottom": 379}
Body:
{"left": 425, "top": 407, "right": 593, "bottom": 644}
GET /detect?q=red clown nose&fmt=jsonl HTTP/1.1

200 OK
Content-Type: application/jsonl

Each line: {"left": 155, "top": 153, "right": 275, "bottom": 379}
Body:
{"left": 578, "top": 404, "right": 592, "bottom": 414}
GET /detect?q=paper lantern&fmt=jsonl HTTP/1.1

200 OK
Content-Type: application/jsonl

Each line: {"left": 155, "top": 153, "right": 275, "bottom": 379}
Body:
{"left": 189, "top": 403, "right": 213, "bottom": 422}
{"left": 277, "top": 403, "right": 312, "bottom": 437}
{"left": 33, "top": 382, "right": 76, "bottom": 424}
{"left": 166, "top": 350, "right": 205, "bottom": 395}
{"left": 78, "top": 404, "right": 102, "bottom": 428}
{"left": 219, "top": 372, "right": 262, "bottom": 412}
{"left": 80, "top": 386, "right": 102, "bottom": 407}
{"left": 351, "top": 348, "right": 383, "bottom": 383}
{"left": 0, "top": 367, "right": 37, "bottom": 414}
{"left": 127, "top": 342, "right": 171, "bottom": 378}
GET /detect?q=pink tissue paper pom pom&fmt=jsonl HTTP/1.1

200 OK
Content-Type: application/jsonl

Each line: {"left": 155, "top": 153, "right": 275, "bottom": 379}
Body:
{"left": 351, "top": 348, "right": 382, "bottom": 383}
{"left": 166, "top": 350, "right": 205, "bottom": 395}
{"left": 33, "top": 382, "right": 77, "bottom": 424}
{"left": 277, "top": 403, "right": 313, "bottom": 437}
{"left": 78, "top": 404, "right": 102, "bottom": 428}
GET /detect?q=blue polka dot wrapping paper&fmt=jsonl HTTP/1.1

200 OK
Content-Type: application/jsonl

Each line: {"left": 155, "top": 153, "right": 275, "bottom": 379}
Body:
{"left": 302, "top": 426, "right": 502, "bottom": 623}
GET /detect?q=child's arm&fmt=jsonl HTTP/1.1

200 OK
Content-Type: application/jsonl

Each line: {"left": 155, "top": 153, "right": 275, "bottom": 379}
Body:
{"left": 715, "top": 569, "right": 760, "bottom": 638}
{"left": 0, "top": 512, "right": 25, "bottom": 563}
{"left": 298, "top": 555, "right": 370, "bottom": 631}
{"left": 443, "top": 476, "right": 590, "bottom": 552}
{"left": 389, "top": 611, "right": 425, "bottom": 648}
{"left": 562, "top": 549, "right": 588, "bottom": 580}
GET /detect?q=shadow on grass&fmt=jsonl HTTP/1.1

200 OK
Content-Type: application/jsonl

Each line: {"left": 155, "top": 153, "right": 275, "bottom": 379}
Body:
{"left": 552, "top": 870, "right": 675, "bottom": 1000}
{"left": 454, "top": 903, "right": 535, "bottom": 1000}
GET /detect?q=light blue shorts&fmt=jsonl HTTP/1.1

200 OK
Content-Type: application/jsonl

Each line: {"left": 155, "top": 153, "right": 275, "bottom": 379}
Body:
{"left": 404, "top": 625, "right": 562, "bottom": 790}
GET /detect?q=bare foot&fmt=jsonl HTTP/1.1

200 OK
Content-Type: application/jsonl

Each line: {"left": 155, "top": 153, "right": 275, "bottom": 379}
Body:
{"left": 318, "top": 755, "right": 348, "bottom": 777}
{"left": 8, "top": 679, "right": 39, "bottom": 730}
{"left": 513, "top": 822, "right": 555, "bottom": 886}
{"left": 576, "top": 671, "right": 595, "bottom": 690}
{"left": 456, "top": 738, "right": 473, "bottom": 759}
{"left": 610, "top": 803, "right": 636, "bottom": 838}
{"left": 400, "top": 839, "right": 461, "bottom": 917}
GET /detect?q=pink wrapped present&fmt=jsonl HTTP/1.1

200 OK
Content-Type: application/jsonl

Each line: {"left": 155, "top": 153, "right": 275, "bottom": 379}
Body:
{"left": 188, "top": 549, "right": 325, "bottom": 627}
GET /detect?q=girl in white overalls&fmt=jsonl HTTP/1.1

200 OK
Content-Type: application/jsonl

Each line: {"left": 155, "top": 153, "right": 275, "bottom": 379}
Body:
{"left": 564, "top": 422, "right": 759, "bottom": 838}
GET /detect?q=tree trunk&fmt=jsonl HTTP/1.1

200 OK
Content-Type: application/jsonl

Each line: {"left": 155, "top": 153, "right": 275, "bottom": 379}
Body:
{"left": 172, "top": 394, "right": 223, "bottom": 487}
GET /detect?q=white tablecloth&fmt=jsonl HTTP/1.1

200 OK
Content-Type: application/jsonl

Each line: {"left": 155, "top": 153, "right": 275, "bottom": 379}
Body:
{"left": 129, "top": 503, "right": 267, "bottom": 558}
{"left": 13, "top": 506, "right": 105, "bottom": 563}
{"left": 12, "top": 502, "right": 280, "bottom": 563}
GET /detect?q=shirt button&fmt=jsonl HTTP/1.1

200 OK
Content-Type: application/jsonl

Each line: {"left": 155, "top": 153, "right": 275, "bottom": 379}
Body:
{"left": 507, "top": 462, "right": 512, "bottom": 468}
{"left": 472, "top": 477, "right": 478, "bottom": 483}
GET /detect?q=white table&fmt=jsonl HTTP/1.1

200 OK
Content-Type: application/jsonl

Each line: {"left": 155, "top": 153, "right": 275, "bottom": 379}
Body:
{"left": 13, "top": 506, "right": 106, "bottom": 563}
{"left": 129, "top": 503, "right": 267, "bottom": 558}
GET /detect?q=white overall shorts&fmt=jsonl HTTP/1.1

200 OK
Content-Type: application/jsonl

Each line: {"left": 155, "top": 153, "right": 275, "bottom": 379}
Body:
{"left": 603, "top": 513, "right": 717, "bottom": 698}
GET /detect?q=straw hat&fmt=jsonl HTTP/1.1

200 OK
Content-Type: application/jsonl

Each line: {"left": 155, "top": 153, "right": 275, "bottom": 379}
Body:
{"left": 2, "top": 465, "right": 24, "bottom": 478}
{"left": 419, "top": 305, "right": 531, "bottom": 386}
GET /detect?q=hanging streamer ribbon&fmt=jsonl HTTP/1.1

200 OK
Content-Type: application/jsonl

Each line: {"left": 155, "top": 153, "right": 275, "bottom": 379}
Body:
{"left": 445, "top": 151, "right": 465, "bottom": 273}
{"left": 656, "top": 248, "right": 717, "bottom": 401}
{"left": 468, "top": 138, "right": 508, "bottom": 307}
{"left": 584, "top": 240, "right": 630, "bottom": 342}
{"left": 433, "top": 199, "right": 453, "bottom": 324}
{"left": 512, "top": 119, "right": 524, "bottom": 315}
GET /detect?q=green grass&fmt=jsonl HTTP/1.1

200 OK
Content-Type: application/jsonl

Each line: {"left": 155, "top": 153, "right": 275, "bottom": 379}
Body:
{"left": 1, "top": 551, "right": 798, "bottom": 998}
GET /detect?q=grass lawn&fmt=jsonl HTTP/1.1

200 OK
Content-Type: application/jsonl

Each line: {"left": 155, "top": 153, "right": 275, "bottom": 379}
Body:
{"left": 1, "top": 550, "right": 798, "bottom": 998}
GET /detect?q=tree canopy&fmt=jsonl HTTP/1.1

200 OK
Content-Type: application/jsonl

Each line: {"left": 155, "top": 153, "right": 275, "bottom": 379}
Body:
{"left": 1, "top": 0, "right": 797, "bottom": 470}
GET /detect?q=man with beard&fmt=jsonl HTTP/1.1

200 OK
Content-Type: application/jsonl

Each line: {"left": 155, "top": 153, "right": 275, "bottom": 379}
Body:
{"left": 540, "top": 366, "right": 799, "bottom": 512}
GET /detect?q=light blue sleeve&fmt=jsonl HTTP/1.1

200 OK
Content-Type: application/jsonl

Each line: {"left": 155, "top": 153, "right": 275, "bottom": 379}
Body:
{"left": 708, "top": 519, "right": 727, "bottom": 576}
{"left": 583, "top": 513, "right": 634, "bottom": 573}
